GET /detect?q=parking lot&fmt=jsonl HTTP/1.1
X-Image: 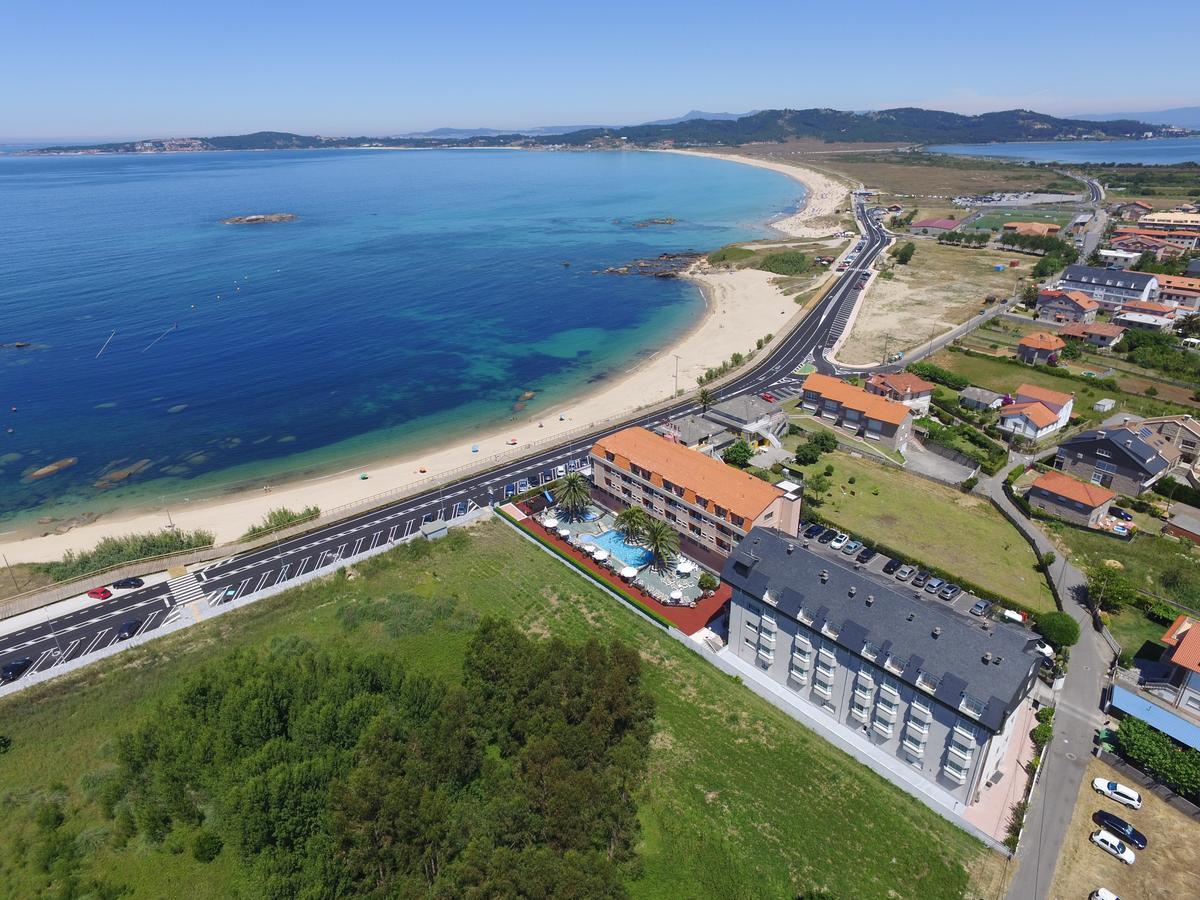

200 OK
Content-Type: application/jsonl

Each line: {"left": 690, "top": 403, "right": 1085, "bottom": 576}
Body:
{"left": 1049, "top": 758, "right": 1199, "bottom": 900}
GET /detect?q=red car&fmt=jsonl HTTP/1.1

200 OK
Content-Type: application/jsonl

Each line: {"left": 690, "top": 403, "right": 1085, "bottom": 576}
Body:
{"left": 760, "top": 392, "right": 777, "bottom": 403}
{"left": 87, "top": 587, "right": 112, "bottom": 601}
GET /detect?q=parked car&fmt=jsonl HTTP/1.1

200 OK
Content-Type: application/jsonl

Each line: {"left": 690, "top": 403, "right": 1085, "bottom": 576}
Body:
{"left": 116, "top": 620, "right": 142, "bottom": 640}
{"left": 1094, "top": 811, "right": 1146, "bottom": 850}
{"left": 111, "top": 577, "right": 144, "bottom": 589}
{"left": 86, "top": 587, "right": 112, "bottom": 601}
{"left": 1110, "top": 507, "right": 1133, "bottom": 522}
{"left": 829, "top": 533, "right": 850, "bottom": 550}
{"left": 912, "top": 571, "right": 931, "bottom": 588}
{"left": 841, "top": 540, "right": 863, "bottom": 555}
{"left": 554, "top": 465, "right": 566, "bottom": 478}
{"left": 1, "top": 657, "right": 33, "bottom": 683}
{"left": 818, "top": 528, "right": 838, "bottom": 544}
{"left": 1090, "top": 828, "right": 1135, "bottom": 865}
{"left": 882, "top": 557, "right": 902, "bottom": 575}
{"left": 969, "top": 599, "right": 992, "bottom": 617}
{"left": 939, "top": 583, "right": 962, "bottom": 601}
{"left": 895, "top": 565, "right": 916, "bottom": 582}
{"left": 1089, "top": 889, "right": 1119, "bottom": 900}
{"left": 1034, "top": 640, "right": 1056, "bottom": 658}
{"left": 804, "top": 523, "right": 825, "bottom": 539}
{"left": 1092, "top": 778, "right": 1142, "bottom": 810}
{"left": 760, "top": 392, "right": 777, "bottom": 403}
{"left": 923, "top": 578, "right": 946, "bottom": 594}
{"left": 856, "top": 547, "right": 877, "bottom": 564}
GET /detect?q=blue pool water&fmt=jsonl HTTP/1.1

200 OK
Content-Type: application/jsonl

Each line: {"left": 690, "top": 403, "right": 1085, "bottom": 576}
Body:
{"left": 0, "top": 148, "right": 801, "bottom": 525}
{"left": 591, "top": 529, "right": 654, "bottom": 569}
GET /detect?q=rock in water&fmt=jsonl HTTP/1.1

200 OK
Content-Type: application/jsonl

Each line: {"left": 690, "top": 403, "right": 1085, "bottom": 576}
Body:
{"left": 221, "top": 213, "right": 298, "bottom": 224}
{"left": 26, "top": 457, "right": 77, "bottom": 480}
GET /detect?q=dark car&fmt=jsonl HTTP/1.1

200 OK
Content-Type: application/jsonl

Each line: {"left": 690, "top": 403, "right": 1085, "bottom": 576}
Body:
{"left": 1110, "top": 507, "right": 1133, "bottom": 522}
{"left": 911, "top": 570, "right": 931, "bottom": 588}
{"left": 116, "top": 620, "right": 142, "bottom": 640}
{"left": 111, "top": 577, "right": 144, "bottom": 589}
{"left": 1, "top": 657, "right": 33, "bottom": 683}
{"left": 818, "top": 528, "right": 838, "bottom": 544}
{"left": 1094, "top": 811, "right": 1147, "bottom": 850}
{"left": 882, "top": 557, "right": 902, "bottom": 575}
{"left": 856, "top": 547, "right": 877, "bottom": 564}
{"left": 804, "top": 523, "right": 825, "bottom": 539}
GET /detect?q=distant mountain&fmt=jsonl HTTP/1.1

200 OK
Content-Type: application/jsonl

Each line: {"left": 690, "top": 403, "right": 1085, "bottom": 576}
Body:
{"left": 396, "top": 124, "right": 604, "bottom": 138}
{"left": 1074, "top": 106, "right": 1200, "bottom": 131}
{"left": 638, "top": 109, "right": 758, "bottom": 127}
{"left": 24, "top": 107, "right": 1180, "bottom": 155}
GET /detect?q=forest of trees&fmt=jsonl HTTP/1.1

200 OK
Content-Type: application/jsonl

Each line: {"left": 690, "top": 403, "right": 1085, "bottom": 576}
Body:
{"left": 97, "top": 621, "right": 654, "bottom": 898}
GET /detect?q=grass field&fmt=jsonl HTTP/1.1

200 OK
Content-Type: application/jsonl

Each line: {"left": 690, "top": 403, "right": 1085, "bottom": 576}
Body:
{"left": 0, "top": 520, "right": 1005, "bottom": 899}
{"left": 1106, "top": 605, "right": 1170, "bottom": 659}
{"left": 836, "top": 242, "right": 1026, "bottom": 365}
{"left": 1050, "top": 758, "right": 1199, "bottom": 900}
{"left": 804, "top": 151, "right": 1079, "bottom": 197}
{"left": 966, "top": 209, "right": 1075, "bottom": 232}
{"left": 788, "top": 450, "right": 1055, "bottom": 610}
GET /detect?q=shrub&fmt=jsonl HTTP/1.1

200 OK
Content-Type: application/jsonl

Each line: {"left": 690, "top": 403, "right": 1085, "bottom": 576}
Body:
{"left": 1030, "top": 722, "right": 1053, "bottom": 749}
{"left": 1034, "top": 611, "right": 1081, "bottom": 648}
{"left": 1116, "top": 716, "right": 1200, "bottom": 799}
{"left": 707, "top": 246, "right": 755, "bottom": 265}
{"left": 36, "top": 529, "right": 215, "bottom": 582}
{"left": 193, "top": 829, "right": 223, "bottom": 862}
{"left": 907, "top": 361, "right": 969, "bottom": 390}
{"left": 847, "top": 476, "right": 856, "bottom": 485}
{"left": 241, "top": 505, "right": 321, "bottom": 541}
{"left": 722, "top": 440, "right": 754, "bottom": 468}
{"left": 961, "top": 476, "right": 978, "bottom": 493}
{"left": 795, "top": 443, "right": 823, "bottom": 465}
{"left": 757, "top": 250, "right": 811, "bottom": 276}
{"left": 1036, "top": 706, "right": 1055, "bottom": 726}
{"left": 698, "top": 572, "right": 718, "bottom": 592}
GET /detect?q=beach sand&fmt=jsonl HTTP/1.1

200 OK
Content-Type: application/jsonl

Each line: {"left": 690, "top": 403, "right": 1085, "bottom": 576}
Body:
{"left": 1, "top": 154, "right": 850, "bottom": 563}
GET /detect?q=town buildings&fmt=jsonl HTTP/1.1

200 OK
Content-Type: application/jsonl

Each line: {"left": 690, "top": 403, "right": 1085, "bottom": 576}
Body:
{"left": 799, "top": 374, "right": 913, "bottom": 452}
{"left": 1003, "top": 221, "right": 1060, "bottom": 237}
{"left": 1055, "top": 265, "right": 1160, "bottom": 310}
{"left": 723, "top": 528, "right": 1041, "bottom": 804}
{"left": 864, "top": 371, "right": 935, "bottom": 414}
{"left": 1109, "top": 233, "right": 1185, "bottom": 260}
{"left": 1155, "top": 274, "right": 1200, "bottom": 310}
{"left": 1112, "top": 200, "right": 1153, "bottom": 222}
{"left": 1058, "top": 321, "right": 1126, "bottom": 350}
{"left": 654, "top": 413, "right": 733, "bottom": 455}
{"left": 1053, "top": 426, "right": 1174, "bottom": 496}
{"left": 589, "top": 427, "right": 802, "bottom": 565}
{"left": 1111, "top": 227, "right": 1199, "bottom": 252}
{"left": 1016, "top": 331, "right": 1065, "bottom": 365}
{"left": 1034, "top": 290, "right": 1098, "bottom": 324}
{"left": 704, "top": 395, "right": 788, "bottom": 449}
{"left": 1026, "top": 470, "right": 1115, "bottom": 528}
{"left": 1138, "top": 211, "right": 1200, "bottom": 233}
{"left": 910, "top": 218, "right": 961, "bottom": 236}
{"left": 998, "top": 384, "right": 1073, "bottom": 442}
{"left": 959, "top": 386, "right": 1004, "bottom": 412}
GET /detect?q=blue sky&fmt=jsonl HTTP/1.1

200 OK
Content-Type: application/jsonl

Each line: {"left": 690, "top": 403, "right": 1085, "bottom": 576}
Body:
{"left": 2, "top": 0, "right": 1196, "bottom": 141}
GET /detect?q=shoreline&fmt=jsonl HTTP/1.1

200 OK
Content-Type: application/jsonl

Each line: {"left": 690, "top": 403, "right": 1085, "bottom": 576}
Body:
{"left": 0, "top": 152, "right": 850, "bottom": 563}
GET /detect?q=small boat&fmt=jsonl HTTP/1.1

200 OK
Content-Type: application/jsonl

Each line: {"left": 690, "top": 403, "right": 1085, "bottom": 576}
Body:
{"left": 471, "top": 444, "right": 479, "bottom": 453}
{"left": 418, "top": 466, "right": 427, "bottom": 473}
{"left": 507, "top": 438, "right": 518, "bottom": 445}
{"left": 359, "top": 473, "right": 369, "bottom": 480}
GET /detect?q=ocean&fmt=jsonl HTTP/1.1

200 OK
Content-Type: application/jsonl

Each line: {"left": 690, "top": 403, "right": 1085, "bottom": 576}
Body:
{"left": 927, "top": 137, "right": 1200, "bottom": 165}
{"left": 0, "top": 149, "right": 800, "bottom": 527}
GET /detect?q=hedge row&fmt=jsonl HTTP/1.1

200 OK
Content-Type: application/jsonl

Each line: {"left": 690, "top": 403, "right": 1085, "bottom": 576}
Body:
{"left": 495, "top": 507, "right": 674, "bottom": 630}
{"left": 1154, "top": 475, "right": 1200, "bottom": 509}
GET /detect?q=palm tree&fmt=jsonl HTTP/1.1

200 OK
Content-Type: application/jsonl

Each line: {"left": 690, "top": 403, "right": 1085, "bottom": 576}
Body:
{"left": 554, "top": 471, "right": 591, "bottom": 519}
{"left": 614, "top": 506, "right": 648, "bottom": 543}
{"left": 642, "top": 519, "right": 680, "bottom": 572}
{"left": 697, "top": 387, "right": 715, "bottom": 411}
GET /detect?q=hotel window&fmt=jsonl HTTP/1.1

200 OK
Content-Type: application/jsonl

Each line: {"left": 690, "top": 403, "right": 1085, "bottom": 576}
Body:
{"left": 793, "top": 631, "right": 811, "bottom": 648}
{"left": 622, "top": 488, "right": 632, "bottom": 499}
{"left": 761, "top": 611, "right": 776, "bottom": 628}
{"left": 816, "top": 659, "right": 836, "bottom": 679}
{"left": 942, "top": 760, "right": 968, "bottom": 785}
{"left": 851, "top": 700, "right": 870, "bottom": 722}
{"left": 756, "top": 646, "right": 774, "bottom": 663}
{"left": 730, "top": 514, "right": 745, "bottom": 528}
{"left": 853, "top": 683, "right": 874, "bottom": 705}
{"left": 821, "top": 620, "right": 840, "bottom": 640}
{"left": 875, "top": 696, "right": 898, "bottom": 722}
{"left": 716, "top": 538, "right": 730, "bottom": 551}
{"left": 743, "top": 636, "right": 756, "bottom": 651}
{"left": 695, "top": 496, "right": 708, "bottom": 509}
{"left": 856, "top": 665, "right": 875, "bottom": 685}
{"left": 872, "top": 717, "right": 894, "bottom": 738}
{"left": 813, "top": 675, "right": 834, "bottom": 698}
{"left": 861, "top": 641, "right": 881, "bottom": 662}
{"left": 759, "top": 628, "right": 775, "bottom": 646}
{"left": 817, "top": 641, "right": 836, "bottom": 663}
{"left": 902, "top": 733, "right": 926, "bottom": 756}
{"left": 749, "top": 603, "right": 763, "bottom": 617}
{"left": 788, "top": 661, "right": 809, "bottom": 684}
{"left": 884, "top": 654, "right": 906, "bottom": 675}
{"left": 791, "top": 647, "right": 811, "bottom": 666}
{"left": 879, "top": 675, "right": 901, "bottom": 699}
{"left": 959, "top": 694, "right": 986, "bottom": 720}
{"left": 911, "top": 695, "right": 932, "bottom": 719}
{"left": 714, "top": 505, "right": 726, "bottom": 517}
{"left": 689, "top": 524, "right": 702, "bottom": 537}
{"left": 916, "top": 670, "right": 939, "bottom": 693}
{"left": 665, "top": 511, "right": 678, "bottom": 523}
{"left": 604, "top": 452, "right": 614, "bottom": 462}
{"left": 907, "top": 715, "right": 929, "bottom": 736}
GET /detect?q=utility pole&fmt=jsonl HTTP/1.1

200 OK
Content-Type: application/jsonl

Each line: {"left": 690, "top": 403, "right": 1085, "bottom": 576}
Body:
{"left": 881, "top": 334, "right": 891, "bottom": 366}
{"left": 672, "top": 354, "right": 682, "bottom": 396}
{"left": 2, "top": 553, "right": 19, "bottom": 592}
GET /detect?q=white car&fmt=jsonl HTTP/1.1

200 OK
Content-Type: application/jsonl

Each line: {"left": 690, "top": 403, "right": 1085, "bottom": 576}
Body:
{"left": 1090, "top": 828, "right": 1135, "bottom": 865}
{"left": 1090, "top": 889, "right": 1120, "bottom": 900}
{"left": 829, "top": 532, "right": 850, "bottom": 550}
{"left": 1033, "top": 640, "right": 1055, "bottom": 659}
{"left": 1092, "top": 778, "right": 1142, "bottom": 810}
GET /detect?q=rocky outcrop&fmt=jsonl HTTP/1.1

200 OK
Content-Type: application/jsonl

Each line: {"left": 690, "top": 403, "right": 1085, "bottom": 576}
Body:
{"left": 221, "top": 213, "right": 298, "bottom": 224}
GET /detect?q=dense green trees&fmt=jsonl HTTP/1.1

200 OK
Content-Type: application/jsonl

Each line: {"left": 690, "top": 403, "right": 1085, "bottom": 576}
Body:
{"left": 104, "top": 625, "right": 654, "bottom": 898}
{"left": 1116, "top": 716, "right": 1200, "bottom": 799}
{"left": 891, "top": 242, "right": 916, "bottom": 265}
{"left": 1116, "top": 329, "right": 1200, "bottom": 380}
{"left": 722, "top": 440, "right": 754, "bottom": 468}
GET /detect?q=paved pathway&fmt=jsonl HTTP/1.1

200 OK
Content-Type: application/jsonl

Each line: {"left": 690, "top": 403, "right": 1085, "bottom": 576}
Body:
{"left": 983, "top": 459, "right": 1113, "bottom": 900}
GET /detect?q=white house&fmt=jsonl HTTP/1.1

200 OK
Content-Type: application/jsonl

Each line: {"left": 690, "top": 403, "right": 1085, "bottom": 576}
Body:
{"left": 998, "top": 384, "right": 1074, "bottom": 442}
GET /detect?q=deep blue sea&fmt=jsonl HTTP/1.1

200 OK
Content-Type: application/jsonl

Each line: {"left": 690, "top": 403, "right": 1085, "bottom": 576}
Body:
{"left": 927, "top": 137, "right": 1200, "bottom": 165}
{"left": 0, "top": 149, "right": 799, "bottom": 526}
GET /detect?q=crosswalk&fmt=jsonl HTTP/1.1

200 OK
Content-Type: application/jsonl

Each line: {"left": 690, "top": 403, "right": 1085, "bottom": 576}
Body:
{"left": 167, "top": 572, "right": 204, "bottom": 605}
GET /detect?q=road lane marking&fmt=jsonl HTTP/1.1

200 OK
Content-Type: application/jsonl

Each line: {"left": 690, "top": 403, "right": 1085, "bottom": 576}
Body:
{"left": 254, "top": 572, "right": 270, "bottom": 593}
{"left": 352, "top": 537, "right": 364, "bottom": 556}
{"left": 296, "top": 556, "right": 311, "bottom": 576}
{"left": 52, "top": 639, "right": 82, "bottom": 666}
{"left": 83, "top": 630, "right": 109, "bottom": 656}
{"left": 136, "top": 612, "right": 159, "bottom": 636}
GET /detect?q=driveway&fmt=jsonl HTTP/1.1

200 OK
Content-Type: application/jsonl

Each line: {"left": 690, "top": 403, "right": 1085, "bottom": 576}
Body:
{"left": 903, "top": 438, "right": 975, "bottom": 484}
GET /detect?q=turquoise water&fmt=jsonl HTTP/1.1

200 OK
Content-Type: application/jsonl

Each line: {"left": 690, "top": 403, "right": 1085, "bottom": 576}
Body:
{"left": 0, "top": 149, "right": 800, "bottom": 524}
{"left": 927, "top": 137, "right": 1200, "bottom": 164}
{"left": 590, "top": 529, "right": 654, "bottom": 569}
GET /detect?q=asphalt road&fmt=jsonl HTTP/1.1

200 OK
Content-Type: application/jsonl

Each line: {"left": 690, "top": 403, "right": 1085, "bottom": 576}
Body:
{"left": 0, "top": 201, "right": 894, "bottom": 684}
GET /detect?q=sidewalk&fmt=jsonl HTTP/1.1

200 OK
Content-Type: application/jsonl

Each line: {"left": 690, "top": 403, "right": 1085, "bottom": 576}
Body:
{"left": 983, "top": 460, "right": 1113, "bottom": 900}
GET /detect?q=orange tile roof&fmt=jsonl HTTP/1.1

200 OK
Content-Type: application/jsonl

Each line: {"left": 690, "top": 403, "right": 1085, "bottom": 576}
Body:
{"left": 1113, "top": 227, "right": 1199, "bottom": 239}
{"left": 1038, "top": 289, "right": 1099, "bottom": 311}
{"left": 1165, "top": 616, "right": 1200, "bottom": 675}
{"left": 866, "top": 372, "right": 935, "bottom": 396}
{"left": 1004, "top": 221, "right": 1060, "bottom": 236}
{"left": 1157, "top": 275, "right": 1200, "bottom": 293}
{"left": 1018, "top": 332, "right": 1065, "bottom": 352}
{"left": 1016, "top": 383, "right": 1074, "bottom": 408}
{"left": 1162, "top": 613, "right": 1194, "bottom": 647}
{"left": 591, "top": 427, "right": 783, "bottom": 523}
{"left": 1001, "top": 401, "right": 1059, "bottom": 429}
{"left": 1031, "top": 469, "right": 1115, "bottom": 508}
{"left": 1120, "top": 300, "right": 1176, "bottom": 316}
{"left": 802, "top": 373, "right": 912, "bottom": 426}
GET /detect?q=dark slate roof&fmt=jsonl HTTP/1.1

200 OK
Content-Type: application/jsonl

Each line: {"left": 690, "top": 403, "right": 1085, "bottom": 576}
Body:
{"left": 1060, "top": 265, "right": 1157, "bottom": 291}
{"left": 655, "top": 414, "right": 730, "bottom": 446}
{"left": 1187, "top": 259, "right": 1200, "bottom": 277}
{"left": 707, "top": 394, "right": 779, "bottom": 426}
{"left": 721, "top": 528, "right": 1039, "bottom": 732}
{"left": 960, "top": 386, "right": 1003, "bottom": 405}
{"left": 1058, "top": 426, "right": 1170, "bottom": 477}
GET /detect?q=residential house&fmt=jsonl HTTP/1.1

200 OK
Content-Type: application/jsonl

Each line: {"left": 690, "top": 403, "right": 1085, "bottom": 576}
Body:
{"left": 1035, "top": 289, "right": 1099, "bottom": 324}
{"left": 589, "top": 427, "right": 802, "bottom": 564}
{"left": 800, "top": 373, "right": 913, "bottom": 452}
{"left": 958, "top": 386, "right": 1004, "bottom": 412}
{"left": 1109, "top": 232, "right": 1185, "bottom": 260}
{"left": 1069, "top": 213, "right": 1093, "bottom": 236}
{"left": 1139, "top": 211, "right": 1200, "bottom": 233}
{"left": 723, "top": 527, "right": 1041, "bottom": 804}
{"left": 1156, "top": 274, "right": 1200, "bottom": 311}
{"left": 1113, "top": 300, "right": 1176, "bottom": 332}
{"left": 654, "top": 413, "right": 733, "bottom": 456}
{"left": 703, "top": 395, "right": 787, "bottom": 449}
{"left": 1054, "top": 426, "right": 1175, "bottom": 495}
{"left": 1097, "top": 248, "right": 1142, "bottom": 268}
{"left": 1026, "top": 469, "right": 1115, "bottom": 528}
{"left": 1112, "top": 227, "right": 1199, "bottom": 251}
{"left": 1016, "top": 331, "right": 1065, "bottom": 364}
{"left": 1058, "top": 321, "right": 1126, "bottom": 350}
{"left": 1113, "top": 200, "right": 1153, "bottom": 222}
{"left": 1108, "top": 614, "right": 1200, "bottom": 753}
{"left": 998, "top": 384, "right": 1074, "bottom": 442}
{"left": 1054, "top": 265, "right": 1160, "bottom": 310}
{"left": 1003, "top": 221, "right": 1060, "bottom": 237}
{"left": 910, "top": 218, "right": 961, "bottom": 236}
{"left": 864, "top": 371, "right": 936, "bottom": 414}
{"left": 1164, "top": 512, "right": 1200, "bottom": 546}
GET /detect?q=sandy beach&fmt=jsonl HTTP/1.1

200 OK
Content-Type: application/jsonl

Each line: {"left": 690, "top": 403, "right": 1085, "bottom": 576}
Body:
{"left": 1, "top": 153, "right": 850, "bottom": 563}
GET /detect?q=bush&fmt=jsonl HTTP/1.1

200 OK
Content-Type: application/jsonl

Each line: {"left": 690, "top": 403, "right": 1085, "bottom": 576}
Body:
{"left": 906, "top": 361, "right": 969, "bottom": 390}
{"left": 36, "top": 529, "right": 216, "bottom": 582}
{"left": 757, "top": 250, "right": 811, "bottom": 276}
{"left": 1030, "top": 722, "right": 1053, "bottom": 749}
{"left": 241, "top": 505, "right": 321, "bottom": 541}
{"left": 698, "top": 572, "right": 718, "bottom": 592}
{"left": 707, "top": 246, "right": 755, "bottom": 265}
{"left": 960, "top": 476, "right": 978, "bottom": 493}
{"left": 723, "top": 440, "right": 754, "bottom": 468}
{"left": 823, "top": 464, "right": 834, "bottom": 476}
{"left": 1116, "top": 716, "right": 1200, "bottom": 799}
{"left": 795, "top": 443, "right": 823, "bottom": 465}
{"left": 809, "top": 431, "right": 839, "bottom": 454}
{"left": 192, "top": 829, "right": 223, "bottom": 862}
{"left": 0, "top": 735, "right": 10, "bottom": 754}
{"left": 1036, "top": 706, "right": 1055, "bottom": 726}
{"left": 1034, "top": 611, "right": 1081, "bottom": 648}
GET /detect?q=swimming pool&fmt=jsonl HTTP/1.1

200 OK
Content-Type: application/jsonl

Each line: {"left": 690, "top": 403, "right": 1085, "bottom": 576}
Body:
{"left": 591, "top": 530, "right": 654, "bottom": 569}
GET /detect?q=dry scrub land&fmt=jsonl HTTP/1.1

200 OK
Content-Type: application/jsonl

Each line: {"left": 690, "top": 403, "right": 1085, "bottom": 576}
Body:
{"left": 836, "top": 242, "right": 1026, "bottom": 365}
{"left": 810, "top": 152, "right": 1079, "bottom": 198}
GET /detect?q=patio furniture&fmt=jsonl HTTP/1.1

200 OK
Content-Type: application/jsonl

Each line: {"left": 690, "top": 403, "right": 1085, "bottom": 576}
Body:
{"left": 558, "top": 528, "right": 570, "bottom": 538}
{"left": 544, "top": 517, "right": 558, "bottom": 530}
{"left": 593, "top": 548, "right": 610, "bottom": 562}
{"left": 670, "top": 589, "right": 684, "bottom": 603}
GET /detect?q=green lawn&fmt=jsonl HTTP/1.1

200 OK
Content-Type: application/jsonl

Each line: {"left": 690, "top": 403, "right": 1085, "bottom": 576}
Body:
{"left": 792, "top": 452, "right": 1055, "bottom": 611}
{"left": 0, "top": 520, "right": 1002, "bottom": 900}
{"left": 786, "top": 413, "right": 905, "bottom": 463}
{"left": 967, "top": 209, "right": 1076, "bottom": 232}
{"left": 1106, "top": 605, "right": 1170, "bottom": 660}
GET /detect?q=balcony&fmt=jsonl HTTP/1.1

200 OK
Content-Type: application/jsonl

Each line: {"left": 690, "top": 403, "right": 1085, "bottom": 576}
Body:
{"left": 788, "top": 667, "right": 809, "bottom": 685}
{"left": 813, "top": 680, "right": 833, "bottom": 699}
{"left": 942, "top": 763, "right": 968, "bottom": 785}
{"left": 756, "top": 647, "right": 775, "bottom": 663}
{"left": 948, "top": 742, "right": 973, "bottom": 764}
{"left": 872, "top": 719, "right": 894, "bottom": 738}
{"left": 818, "top": 645, "right": 836, "bottom": 664}
{"left": 902, "top": 737, "right": 926, "bottom": 757}
{"left": 907, "top": 717, "right": 929, "bottom": 736}
{"left": 875, "top": 702, "right": 898, "bottom": 723}
{"left": 851, "top": 704, "right": 870, "bottom": 723}
{"left": 853, "top": 685, "right": 874, "bottom": 704}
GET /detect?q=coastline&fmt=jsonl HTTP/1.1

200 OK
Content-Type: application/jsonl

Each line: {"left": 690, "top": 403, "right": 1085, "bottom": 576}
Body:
{"left": 0, "top": 152, "right": 850, "bottom": 563}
